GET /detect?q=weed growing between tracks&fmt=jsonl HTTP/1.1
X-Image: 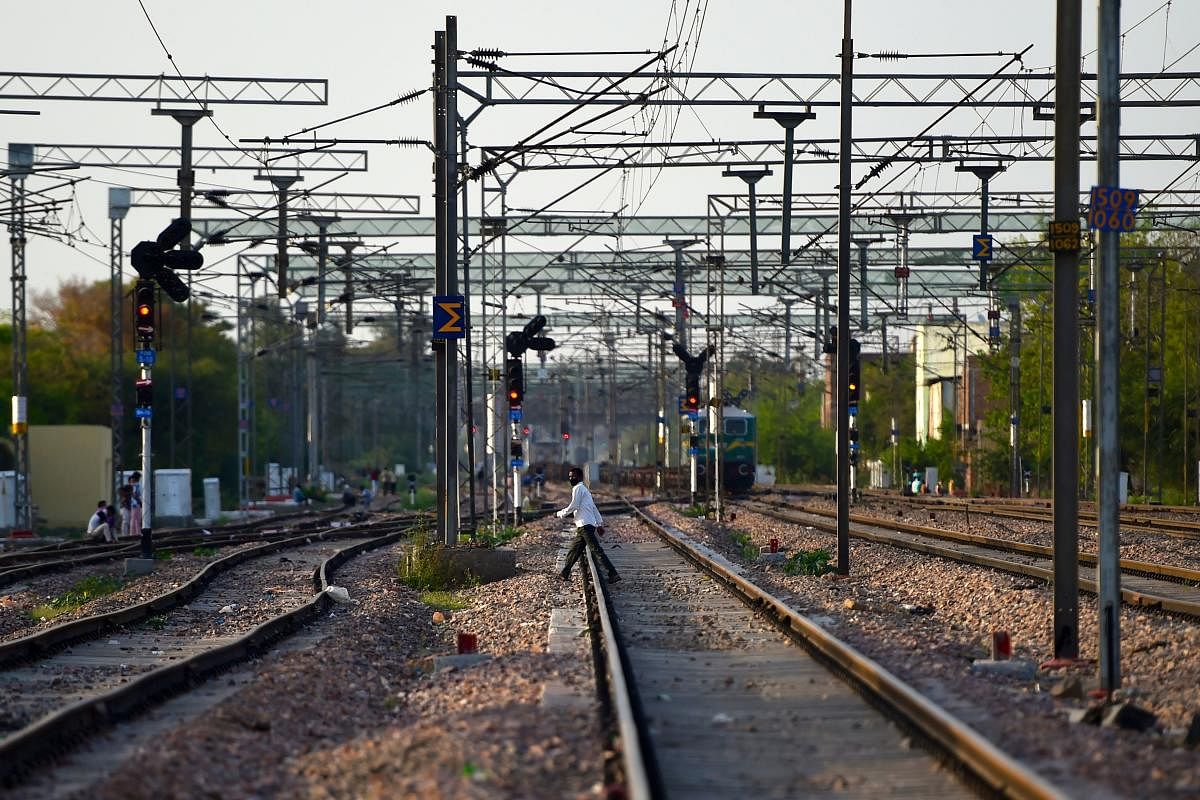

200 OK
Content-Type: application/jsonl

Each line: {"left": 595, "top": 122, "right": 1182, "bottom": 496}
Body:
{"left": 192, "top": 546, "right": 218, "bottom": 557}
{"left": 729, "top": 529, "right": 760, "bottom": 560}
{"left": 679, "top": 503, "right": 708, "bottom": 518}
{"left": 474, "top": 524, "right": 522, "bottom": 548}
{"left": 784, "top": 548, "right": 835, "bottom": 576}
{"left": 396, "top": 525, "right": 480, "bottom": 592}
{"left": 29, "top": 575, "right": 124, "bottom": 621}
{"left": 418, "top": 590, "right": 468, "bottom": 611}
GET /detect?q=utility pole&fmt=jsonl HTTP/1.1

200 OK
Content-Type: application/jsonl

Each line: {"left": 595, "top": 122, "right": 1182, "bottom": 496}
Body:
{"left": 433, "top": 18, "right": 462, "bottom": 544}
{"left": 665, "top": 238, "right": 700, "bottom": 348}
{"left": 722, "top": 167, "right": 771, "bottom": 293}
{"left": 835, "top": 0, "right": 853, "bottom": 575}
{"left": 258, "top": 175, "right": 301, "bottom": 299}
{"left": 7, "top": 143, "right": 32, "bottom": 532}
{"left": 1009, "top": 300, "right": 1022, "bottom": 497}
{"left": 753, "top": 106, "right": 814, "bottom": 266}
{"left": 956, "top": 162, "right": 1006, "bottom": 291}
{"left": 108, "top": 188, "right": 131, "bottom": 503}
{"left": 153, "top": 108, "right": 209, "bottom": 477}
{"left": 1096, "top": 0, "right": 1122, "bottom": 694}
{"left": 1051, "top": 0, "right": 1089, "bottom": 662}
{"left": 853, "top": 238, "right": 884, "bottom": 331}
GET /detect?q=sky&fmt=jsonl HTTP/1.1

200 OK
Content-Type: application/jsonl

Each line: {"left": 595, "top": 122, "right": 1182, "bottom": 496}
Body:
{"left": 2, "top": 0, "right": 1198, "bottom": 353}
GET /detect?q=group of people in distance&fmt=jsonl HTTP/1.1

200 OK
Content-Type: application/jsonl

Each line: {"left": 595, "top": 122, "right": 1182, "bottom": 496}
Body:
{"left": 86, "top": 471, "right": 143, "bottom": 542}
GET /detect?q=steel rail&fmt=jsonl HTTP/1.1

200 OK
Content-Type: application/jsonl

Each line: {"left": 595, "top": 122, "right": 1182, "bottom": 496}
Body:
{"left": 625, "top": 501, "right": 1066, "bottom": 800}
{"left": 582, "top": 547, "right": 655, "bottom": 800}
{"left": 0, "top": 524, "right": 409, "bottom": 786}
{"left": 747, "top": 501, "right": 1200, "bottom": 617}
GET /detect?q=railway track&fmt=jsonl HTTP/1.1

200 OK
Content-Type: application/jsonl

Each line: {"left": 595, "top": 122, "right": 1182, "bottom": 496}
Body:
{"left": 0, "top": 507, "right": 366, "bottom": 590}
{"left": 582, "top": 501, "right": 1063, "bottom": 799}
{"left": 0, "top": 518, "right": 412, "bottom": 786}
{"left": 845, "top": 489, "right": 1200, "bottom": 540}
{"left": 745, "top": 499, "right": 1200, "bottom": 617}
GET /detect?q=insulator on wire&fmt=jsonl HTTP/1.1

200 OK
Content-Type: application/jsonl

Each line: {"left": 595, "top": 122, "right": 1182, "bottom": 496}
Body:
{"left": 470, "top": 48, "right": 506, "bottom": 59}
{"left": 393, "top": 138, "right": 427, "bottom": 149}
{"left": 873, "top": 50, "right": 906, "bottom": 61}
{"left": 464, "top": 55, "right": 500, "bottom": 72}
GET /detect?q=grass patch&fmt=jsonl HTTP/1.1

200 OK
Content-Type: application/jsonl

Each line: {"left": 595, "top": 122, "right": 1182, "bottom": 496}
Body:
{"left": 154, "top": 550, "right": 173, "bottom": 561}
{"left": 475, "top": 524, "right": 522, "bottom": 548}
{"left": 784, "top": 548, "right": 835, "bottom": 576}
{"left": 396, "top": 525, "right": 476, "bottom": 592}
{"left": 399, "top": 487, "right": 437, "bottom": 510}
{"left": 30, "top": 575, "right": 124, "bottom": 621}
{"left": 146, "top": 614, "right": 169, "bottom": 630}
{"left": 192, "top": 546, "right": 218, "bottom": 557}
{"left": 418, "top": 590, "right": 468, "bottom": 611}
{"left": 678, "top": 504, "right": 707, "bottom": 518}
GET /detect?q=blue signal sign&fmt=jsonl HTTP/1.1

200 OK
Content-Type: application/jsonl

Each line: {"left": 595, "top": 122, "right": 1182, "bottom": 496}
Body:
{"left": 432, "top": 295, "right": 466, "bottom": 340}
{"left": 972, "top": 234, "right": 993, "bottom": 260}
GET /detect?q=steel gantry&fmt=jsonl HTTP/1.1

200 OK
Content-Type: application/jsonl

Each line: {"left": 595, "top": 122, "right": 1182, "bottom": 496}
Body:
{"left": 0, "top": 72, "right": 327, "bottom": 105}
{"left": 455, "top": 68, "right": 1200, "bottom": 110}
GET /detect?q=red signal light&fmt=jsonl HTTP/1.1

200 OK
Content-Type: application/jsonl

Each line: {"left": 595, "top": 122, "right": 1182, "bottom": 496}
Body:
{"left": 562, "top": 432, "right": 570, "bottom": 440}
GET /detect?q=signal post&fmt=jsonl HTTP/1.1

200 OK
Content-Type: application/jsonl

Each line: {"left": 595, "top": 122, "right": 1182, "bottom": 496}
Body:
{"left": 128, "top": 219, "right": 202, "bottom": 568}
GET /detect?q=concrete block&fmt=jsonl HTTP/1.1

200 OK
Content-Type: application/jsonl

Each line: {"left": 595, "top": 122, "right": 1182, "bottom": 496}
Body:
{"left": 433, "top": 653, "right": 491, "bottom": 672}
{"left": 756, "top": 551, "right": 787, "bottom": 564}
{"left": 540, "top": 680, "right": 590, "bottom": 710}
{"left": 434, "top": 547, "right": 518, "bottom": 584}
{"left": 124, "top": 557, "right": 155, "bottom": 577}
{"left": 970, "top": 658, "right": 1037, "bottom": 681}
{"left": 547, "top": 607, "right": 585, "bottom": 654}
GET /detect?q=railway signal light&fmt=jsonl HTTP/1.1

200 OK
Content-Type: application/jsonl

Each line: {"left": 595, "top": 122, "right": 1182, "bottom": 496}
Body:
{"left": 135, "top": 378, "right": 153, "bottom": 408}
{"left": 509, "top": 440, "right": 523, "bottom": 458}
{"left": 130, "top": 218, "right": 203, "bottom": 303}
{"left": 847, "top": 338, "right": 861, "bottom": 406}
{"left": 561, "top": 431, "right": 570, "bottom": 441}
{"left": 506, "top": 358, "right": 524, "bottom": 407}
{"left": 134, "top": 282, "right": 156, "bottom": 342}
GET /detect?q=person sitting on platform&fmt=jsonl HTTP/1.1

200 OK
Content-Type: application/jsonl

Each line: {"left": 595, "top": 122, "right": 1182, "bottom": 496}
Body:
{"left": 87, "top": 500, "right": 115, "bottom": 543}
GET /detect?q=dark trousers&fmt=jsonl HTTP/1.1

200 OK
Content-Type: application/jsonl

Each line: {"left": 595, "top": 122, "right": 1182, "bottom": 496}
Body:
{"left": 562, "top": 524, "right": 619, "bottom": 578}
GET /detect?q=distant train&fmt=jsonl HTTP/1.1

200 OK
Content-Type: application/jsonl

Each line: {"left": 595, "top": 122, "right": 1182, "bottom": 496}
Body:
{"left": 696, "top": 405, "right": 757, "bottom": 494}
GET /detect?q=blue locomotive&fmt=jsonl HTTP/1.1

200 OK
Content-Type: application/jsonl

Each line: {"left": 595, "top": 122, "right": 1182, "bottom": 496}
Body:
{"left": 696, "top": 405, "right": 758, "bottom": 494}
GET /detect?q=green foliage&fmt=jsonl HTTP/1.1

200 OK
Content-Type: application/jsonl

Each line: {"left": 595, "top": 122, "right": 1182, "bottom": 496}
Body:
{"left": 192, "top": 546, "right": 218, "bottom": 557}
{"left": 396, "top": 526, "right": 475, "bottom": 592}
{"left": 418, "top": 590, "right": 468, "bottom": 611}
{"left": 400, "top": 488, "right": 437, "bottom": 510}
{"left": 475, "top": 524, "right": 521, "bottom": 548}
{"left": 154, "top": 550, "right": 173, "bottom": 561}
{"left": 784, "top": 548, "right": 835, "bottom": 576}
{"left": 146, "top": 614, "right": 169, "bottom": 630}
{"left": 678, "top": 503, "right": 707, "bottom": 518}
{"left": 30, "top": 575, "right": 124, "bottom": 620}
{"left": 728, "top": 529, "right": 758, "bottom": 560}
{"left": 975, "top": 228, "right": 1200, "bottom": 499}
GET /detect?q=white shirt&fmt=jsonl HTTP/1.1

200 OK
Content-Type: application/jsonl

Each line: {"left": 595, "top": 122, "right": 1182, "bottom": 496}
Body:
{"left": 557, "top": 482, "right": 603, "bottom": 528}
{"left": 87, "top": 511, "right": 107, "bottom": 533}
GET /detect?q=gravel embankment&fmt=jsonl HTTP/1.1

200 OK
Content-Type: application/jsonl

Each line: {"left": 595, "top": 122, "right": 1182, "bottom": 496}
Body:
{"left": 88, "top": 516, "right": 604, "bottom": 800}
{"left": 648, "top": 501, "right": 1200, "bottom": 799}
